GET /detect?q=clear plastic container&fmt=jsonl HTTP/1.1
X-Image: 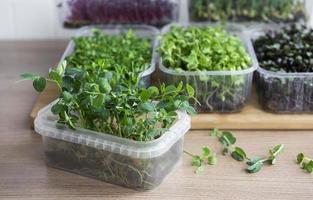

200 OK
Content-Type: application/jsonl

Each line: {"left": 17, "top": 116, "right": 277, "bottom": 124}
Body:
{"left": 56, "top": 0, "right": 180, "bottom": 28}
{"left": 188, "top": 0, "right": 309, "bottom": 24}
{"left": 251, "top": 26, "right": 313, "bottom": 113}
{"left": 34, "top": 100, "right": 191, "bottom": 191}
{"left": 58, "top": 25, "right": 158, "bottom": 88}
{"left": 159, "top": 23, "right": 258, "bottom": 113}
{"left": 255, "top": 68, "right": 313, "bottom": 113}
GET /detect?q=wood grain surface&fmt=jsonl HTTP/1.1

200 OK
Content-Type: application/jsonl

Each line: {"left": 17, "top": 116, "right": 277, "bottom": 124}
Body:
{"left": 1, "top": 41, "right": 313, "bottom": 200}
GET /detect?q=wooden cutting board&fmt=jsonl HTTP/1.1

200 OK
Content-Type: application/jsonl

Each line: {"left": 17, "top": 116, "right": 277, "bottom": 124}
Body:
{"left": 30, "top": 82, "right": 313, "bottom": 130}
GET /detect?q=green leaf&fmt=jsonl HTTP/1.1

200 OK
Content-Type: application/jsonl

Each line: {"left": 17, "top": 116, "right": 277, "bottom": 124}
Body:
{"left": 62, "top": 91, "right": 73, "bottom": 102}
{"left": 57, "top": 61, "right": 67, "bottom": 75}
{"left": 208, "top": 154, "right": 218, "bottom": 165}
{"left": 269, "top": 144, "right": 284, "bottom": 165}
{"left": 246, "top": 161, "right": 263, "bottom": 174}
{"left": 183, "top": 105, "right": 197, "bottom": 115}
{"left": 148, "top": 86, "right": 159, "bottom": 96}
{"left": 270, "top": 144, "right": 284, "bottom": 157}
{"left": 164, "top": 85, "right": 177, "bottom": 95}
{"left": 20, "top": 72, "right": 39, "bottom": 81}
{"left": 98, "top": 78, "right": 112, "bottom": 93}
{"left": 33, "top": 77, "right": 46, "bottom": 92}
{"left": 140, "top": 89, "right": 150, "bottom": 101}
{"left": 209, "top": 128, "right": 221, "bottom": 137}
{"left": 144, "top": 118, "right": 157, "bottom": 126}
{"left": 304, "top": 161, "right": 313, "bottom": 173}
{"left": 91, "top": 94, "right": 105, "bottom": 109}
{"left": 48, "top": 69, "right": 62, "bottom": 85}
{"left": 51, "top": 103, "right": 64, "bottom": 115}
{"left": 219, "top": 131, "right": 236, "bottom": 146}
{"left": 231, "top": 147, "right": 247, "bottom": 161}
{"left": 186, "top": 84, "right": 195, "bottom": 97}
{"left": 247, "top": 157, "right": 263, "bottom": 166}
{"left": 192, "top": 156, "right": 203, "bottom": 167}
{"left": 139, "top": 102, "right": 155, "bottom": 112}
{"left": 297, "top": 153, "right": 305, "bottom": 164}
{"left": 202, "top": 146, "right": 211, "bottom": 157}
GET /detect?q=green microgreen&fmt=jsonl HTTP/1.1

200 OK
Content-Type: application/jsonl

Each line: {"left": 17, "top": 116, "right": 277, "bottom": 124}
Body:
{"left": 190, "top": 0, "right": 306, "bottom": 22}
{"left": 65, "top": 28, "right": 152, "bottom": 87}
{"left": 159, "top": 26, "right": 251, "bottom": 72}
{"left": 210, "top": 129, "right": 284, "bottom": 173}
{"left": 296, "top": 153, "right": 313, "bottom": 173}
{"left": 184, "top": 147, "right": 217, "bottom": 173}
{"left": 21, "top": 29, "right": 197, "bottom": 142}
{"left": 159, "top": 25, "right": 252, "bottom": 112}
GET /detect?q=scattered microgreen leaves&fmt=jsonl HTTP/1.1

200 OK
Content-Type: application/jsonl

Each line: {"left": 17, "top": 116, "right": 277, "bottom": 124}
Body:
{"left": 184, "top": 147, "right": 217, "bottom": 173}
{"left": 210, "top": 129, "right": 284, "bottom": 173}
{"left": 296, "top": 153, "right": 313, "bottom": 173}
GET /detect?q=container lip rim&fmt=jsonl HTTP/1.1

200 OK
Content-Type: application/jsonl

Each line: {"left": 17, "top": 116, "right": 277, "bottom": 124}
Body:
{"left": 34, "top": 99, "right": 191, "bottom": 158}
{"left": 57, "top": 24, "right": 159, "bottom": 79}
{"left": 257, "top": 67, "right": 313, "bottom": 77}
{"left": 158, "top": 23, "right": 258, "bottom": 76}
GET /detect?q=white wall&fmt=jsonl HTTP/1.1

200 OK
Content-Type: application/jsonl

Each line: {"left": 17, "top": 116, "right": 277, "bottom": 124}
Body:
{"left": 0, "top": 0, "right": 312, "bottom": 40}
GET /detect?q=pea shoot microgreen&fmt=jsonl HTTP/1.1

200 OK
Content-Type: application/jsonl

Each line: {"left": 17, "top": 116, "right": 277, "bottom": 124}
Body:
{"left": 184, "top": 147, "right": 217, "bottom": 173}
{"left": 210, "top": 129, "right": 284, "bottom": 173}
{"left": 296, "top": 153, "right": 313, "bottom": 173}
{"left": 21, "top": 29, "right": 197, "bottom": 142}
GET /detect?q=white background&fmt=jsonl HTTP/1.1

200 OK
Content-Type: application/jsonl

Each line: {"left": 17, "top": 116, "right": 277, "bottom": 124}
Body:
{"left": 0, "top": 0, "right": 312, "bottom": 40}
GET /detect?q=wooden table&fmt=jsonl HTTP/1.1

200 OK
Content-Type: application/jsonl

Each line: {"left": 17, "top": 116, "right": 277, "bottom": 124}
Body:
{"left": 1, "top": 41, "right": 313, "bottom": 200}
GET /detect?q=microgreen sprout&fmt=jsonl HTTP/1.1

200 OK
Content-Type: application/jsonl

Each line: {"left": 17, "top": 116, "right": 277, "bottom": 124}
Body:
{"left": 190, "top": 0, "right": 306, "bottom": 22}
{"left": 210, "top": 129, "right": 284, "bottom": 173}
{"left": 21, "top": 29, "right": 197, "bottom": 142}
{"left": 159, "top": 25, "right": 253, "bottom": 112}
{"left": 296, "top": 153, "right": 313, "bottom": 173}
{"left": 184, "top": 147, "right": 217, "bottom": 173}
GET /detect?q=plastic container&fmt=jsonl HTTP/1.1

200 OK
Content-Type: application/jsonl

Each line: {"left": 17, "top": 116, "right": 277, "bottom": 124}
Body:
{"left": 188, "top": 0, "right": 309, "bottom": 24}
{"left": 58, "top": 25, "right": 158, "bottom": 88}
{"left": 56, "top": 0, "right": 180, "bottom": 28}
{"left": 251, "top": 26, "right": 313, "bottom": 113}
{"left": 255, "top": 68, "right": 313, "bottom": 113}
{"left": 34, "top": 100, "right": 191, "bottom": 191}
{"left": 159, "top": 24, "right": 258, "bottom": 113}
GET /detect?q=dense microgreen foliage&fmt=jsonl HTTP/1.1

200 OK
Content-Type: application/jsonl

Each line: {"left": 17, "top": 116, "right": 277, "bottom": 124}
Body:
{"left": 184, "top": 147, "right": 217, "bottom": 173}
{"left": 159, "top": 25, "right": 253, "bottom": 113}
{"left": 210, "top": 129, "right": 284, "bottom": 173}
{"left": 296, "top": 153, "right": 313, "bottom": 173}
{"left": 22, "top": 63, "right": 196, "bottom": 141}
{"left": 159, "top": 26, "right": 251, "bottom": 72}
{"left": 63, "top": 0, "right": 177, "bottom": 28}
{"left": 66, "top": 28, "right": 152, "bottom": 87}
{"left": 21, "top": 29, "right": 196, "bottom": 142}
{"left": 254, "top": 24, "right": 313, "bottom": 73}
{"left": 190, "top": 0, "right": 306, "bottom": 22}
